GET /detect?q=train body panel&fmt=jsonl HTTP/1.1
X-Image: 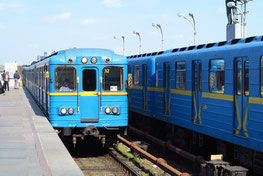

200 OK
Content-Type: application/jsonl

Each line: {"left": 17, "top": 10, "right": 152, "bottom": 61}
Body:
{"left": 23, "top": 48, "right": 128, "bottom": 145}
{"left": 127, "top": 36, "right": 263, "bottom": 153}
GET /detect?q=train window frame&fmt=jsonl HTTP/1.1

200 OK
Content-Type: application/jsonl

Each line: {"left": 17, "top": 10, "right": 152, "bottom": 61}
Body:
{"left": 209, "top": 59, "right": 225, "bottom": 94}
{"left": 102, "top": 66, "right": 123, "bottom": 91}
{"left": 155, "top": 62, "right": 159, "bottom": 87}
{"left": 134, "top": 65, "right": 140, "bottom": 85}
{"left": 55, "top": 66, "right": 76, "bottom": 92}
{"left": 261, "top": 56, "right": 263, "bottom": 97}
{"left": 175, "top": 61, "right": 186, "bottom": 90}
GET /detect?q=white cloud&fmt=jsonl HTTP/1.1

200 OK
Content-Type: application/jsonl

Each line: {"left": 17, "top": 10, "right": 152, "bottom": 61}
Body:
{"left": 82, "top": 18, "right": 96, "bottom": 25}
{"left": 0, "top": 2, "right": 21, "bottom": 10}
{"left": 47, "top": 12, "right": 72, "bottom": 22}
{"left": 103, "top": 0, "right": 121, "bottom": 8}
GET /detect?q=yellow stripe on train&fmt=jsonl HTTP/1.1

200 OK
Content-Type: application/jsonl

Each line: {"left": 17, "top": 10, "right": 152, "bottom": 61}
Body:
{"left": 49, "top": 92, "right": 128, "bottom": 96}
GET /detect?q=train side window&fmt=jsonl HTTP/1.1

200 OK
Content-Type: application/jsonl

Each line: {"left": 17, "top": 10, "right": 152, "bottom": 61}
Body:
{"left": 155, "top": 62, "right": 159, "bottom": 87}
{"left": 134, "top": 65, "right": 140, "bottom": 85}
{"left": 261, "top": 57, "right": 263, "bottom": 96}
{"left": 103, "top": 66, "right": 123, "bottom": 91}
{"left": 175, "top": 61, "right": 186, "bottom": 90}
{"left": 244, "top": 61, "right": 249, "bottom": 96}
{"left": 55, "top": 67, "right": 76, "bottom": 92}
{"left": 236, "top": 60, "right": 242, "bottom": 95}
{"left": 209, "top": 59, "right": 225, "bottom": 93}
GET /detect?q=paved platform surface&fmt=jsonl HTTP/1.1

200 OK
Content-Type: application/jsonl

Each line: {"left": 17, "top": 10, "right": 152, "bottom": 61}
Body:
{"left": 0, "top": 88, "right": 84, "bottom": 176}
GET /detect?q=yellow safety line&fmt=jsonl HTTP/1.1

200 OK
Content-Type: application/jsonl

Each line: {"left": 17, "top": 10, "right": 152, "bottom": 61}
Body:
{"left": 132, "top": 85, "right": 143, "bottom": 90}
{"left": 243, "top": 104, "right": 249, "bottom": 138}
{"left": 168, "top": 91, "right": 171, "bottom": 115}
{"left": 202, "top": 92, "right": 233, "bottom": 101}
{"left": 235, "top": 96, "right": 242, "bottom": 135}
{"left": 198, "top": 96, "right": 202, "bottom": 125}
{"left": 249, "top": 97, "right": 263, "bottom": 105}
{"left": 193, "top": 94, "right": 198, "bottom": 124}
{"left": 164, "top": 88, "right": 167, "bottom": 114}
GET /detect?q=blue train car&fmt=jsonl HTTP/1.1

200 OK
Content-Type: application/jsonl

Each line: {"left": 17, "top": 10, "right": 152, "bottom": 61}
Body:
{"left": 127, "top": 36, "right": 263, "bottom": 174}
{"left": 23, "top": 48, "right": 128, "bottom": 146}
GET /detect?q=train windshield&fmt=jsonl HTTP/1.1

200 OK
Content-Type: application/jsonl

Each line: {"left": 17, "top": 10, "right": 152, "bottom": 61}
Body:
{"left": 55, "top": 66, "right": 76, "bottom": 92}
{"left": 103, "top": 66, "right": 123, "bottom": 91}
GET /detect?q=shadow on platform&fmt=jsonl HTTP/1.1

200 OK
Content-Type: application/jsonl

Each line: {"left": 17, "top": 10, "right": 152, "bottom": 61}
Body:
{"left": 22, "top": 87, "right": 46, "bottom": 117}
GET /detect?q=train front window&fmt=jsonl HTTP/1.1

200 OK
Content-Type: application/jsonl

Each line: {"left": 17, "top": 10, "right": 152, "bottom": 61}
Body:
{"left": 103, "top": 66, "right": 123, "bottom": 91}
{"left": 55, "top": 67, "right": 76, "bottom": 92}
{"left": 209, "top": 59, "right": 225, "bottom": 93}
{"left": 83, "top": 69, "right": 96, "bottom": 91}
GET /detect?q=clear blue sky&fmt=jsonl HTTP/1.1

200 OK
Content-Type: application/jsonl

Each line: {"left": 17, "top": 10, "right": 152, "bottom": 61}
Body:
{"left": 0, "top": 0, "right": 262, "bottom": 65}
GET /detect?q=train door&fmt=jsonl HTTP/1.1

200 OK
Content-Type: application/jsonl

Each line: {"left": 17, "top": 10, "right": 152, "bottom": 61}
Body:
{"left": 164, "top": 63, "right": 170, "bottom": 115}
{"left": 45, "top": 65, "right": 49, "bottom": 113}
{"left": 80, "top": 68, "right": 99, "bottom": 121}
{"left": 192, "top": 60, "right": 202, "bottom": 125}
{"left": 143, "top": 64, "right": 148, "bottom": 109}
{"left": 234, "top": 58, "right": 249, "bottom": 138}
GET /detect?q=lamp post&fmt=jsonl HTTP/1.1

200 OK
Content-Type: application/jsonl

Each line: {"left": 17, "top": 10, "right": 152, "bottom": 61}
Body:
{"left": 152, "top": 23, "right": 164, "bottom": 50}
{"left": 113, "top": 35, "right": 125, "bottom": 55}
{"left": 133, "top": 31, "right": 141, "bottom": 54}
{"left": 227, "top": 1, "right": 248, "bottom": 38}
{"left": 178, "top": 13, "right": 196, "bottom": 45}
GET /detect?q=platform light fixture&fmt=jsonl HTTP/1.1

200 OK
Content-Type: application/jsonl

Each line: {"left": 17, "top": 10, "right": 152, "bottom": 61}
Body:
{"left": 178, "top": 13, "right": 196, "bottom": 45}
{"left": 133, "top": 31, "right": 142, "bottom": 54}
{"left": 152, "top": 23, "right": 164, "bottom": 50}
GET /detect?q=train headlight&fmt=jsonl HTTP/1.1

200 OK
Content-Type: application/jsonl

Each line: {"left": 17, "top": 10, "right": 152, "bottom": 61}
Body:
{"left": 112, "top": 107, "right": 119, "bottom": 114}
{"left": 81, "top": 57, "right": 88, "bottom": 64}
{"left": 60, "top": 108, "right": 67, "bottom": 115}
{"left": 105, "top": 107, "right": 111, "bottom": 114}
{"left": 68, "top": 108, "right": 74, "bottom": 115}
{"left": 91, "top": 57, "right": 97, "bottom": 64}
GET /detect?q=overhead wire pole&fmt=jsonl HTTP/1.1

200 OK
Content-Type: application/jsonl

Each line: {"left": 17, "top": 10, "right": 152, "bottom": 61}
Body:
{"left": 152, "top": 23, "right": 164, "bottom": 50}
{"left": 177, "top": 13, "right": 196, "bottom": 45}
{"left": 133, "top": 31, "right": 141, "bottom": 54}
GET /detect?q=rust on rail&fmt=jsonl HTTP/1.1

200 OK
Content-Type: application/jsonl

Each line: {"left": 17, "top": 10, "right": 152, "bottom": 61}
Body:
{"left": 117, "top": 134, "right": 190, "bottom": 176}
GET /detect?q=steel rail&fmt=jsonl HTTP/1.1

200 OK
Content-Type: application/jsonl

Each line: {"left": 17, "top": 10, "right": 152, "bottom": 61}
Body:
{"left": 108, "top": 150, "right": 140, "bottom": 176}
{"left": 117, "top": 134, "right": 191, "bottom": 176}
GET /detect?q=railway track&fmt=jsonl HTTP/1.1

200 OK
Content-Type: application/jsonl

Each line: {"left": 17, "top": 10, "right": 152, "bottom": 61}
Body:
{"left": 73, "top": 149, "right": 140, "bottom": 176}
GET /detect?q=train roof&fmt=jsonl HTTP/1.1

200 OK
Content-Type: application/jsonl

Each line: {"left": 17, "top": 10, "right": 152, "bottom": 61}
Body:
{"left": 127, "top": 35, "right": 263, "bottom": 59}
{"left": 27, "top": 48, "right": 126, "bottom": 66}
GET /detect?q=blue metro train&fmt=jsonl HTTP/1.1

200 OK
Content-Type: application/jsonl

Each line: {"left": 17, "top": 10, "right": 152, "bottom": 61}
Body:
{"left": 127, "top": 36, "right": 263, "bottom": 173}
{"left": 23, "top": 48, "right": 128, "bottom": 146}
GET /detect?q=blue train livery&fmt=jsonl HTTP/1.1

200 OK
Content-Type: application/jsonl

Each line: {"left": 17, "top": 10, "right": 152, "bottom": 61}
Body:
{"left": 127, "top": 36, "right": 263, "bottom": 174}
{"left": 23, "top": 48, "right": 128, "bottom": 147}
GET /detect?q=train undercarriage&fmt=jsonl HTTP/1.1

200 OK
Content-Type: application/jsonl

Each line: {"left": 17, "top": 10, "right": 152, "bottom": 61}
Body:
{"left": 57, "top": 126, "right": 127, "bottom": 148}
{"left": 129, "top": 111, "right": 263, "bottom": 176}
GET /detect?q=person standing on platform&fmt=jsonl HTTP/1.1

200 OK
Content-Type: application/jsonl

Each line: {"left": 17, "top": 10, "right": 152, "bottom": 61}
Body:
{"left": 13, "top": 70, "right": 20, "bottom": 89}
{"left": 4, "top": 72, "right": 10, "bottom": 91}
{"left": 0, "top": 80, "right": 5, "bottom": 96}
{"left": 1, "top": 70, "right": 5, "bottom": 89}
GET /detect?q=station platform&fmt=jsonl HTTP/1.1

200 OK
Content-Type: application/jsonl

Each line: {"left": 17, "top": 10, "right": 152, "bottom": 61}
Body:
{"left": 0, "top": 88, "right": 84, "bottom": 176}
